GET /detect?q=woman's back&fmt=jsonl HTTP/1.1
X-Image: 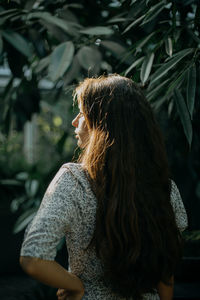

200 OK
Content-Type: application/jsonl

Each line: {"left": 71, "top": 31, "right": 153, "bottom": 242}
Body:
{"left": 21, "top": 162, "right": 187, "bottom": 299}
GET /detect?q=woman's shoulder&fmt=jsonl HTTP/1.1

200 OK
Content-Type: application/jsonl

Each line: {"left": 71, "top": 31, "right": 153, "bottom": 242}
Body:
{"left": 60, "top": 162, "right": 91, "bottom": 190}
{"left": 61, "top": 162, "right": 85, "bottom": 177}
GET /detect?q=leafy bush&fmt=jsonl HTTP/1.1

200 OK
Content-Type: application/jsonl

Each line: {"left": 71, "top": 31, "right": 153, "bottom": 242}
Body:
{"left": 0, "top": 0, "right": 199, "bottom": 233}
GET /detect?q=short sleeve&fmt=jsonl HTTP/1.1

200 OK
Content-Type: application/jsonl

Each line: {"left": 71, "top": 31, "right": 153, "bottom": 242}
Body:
{"left": 170, "top": 180, "right": 188, "bottom": 232}
{"left": 20, "top": 164, "right": 78, "bottom": 260}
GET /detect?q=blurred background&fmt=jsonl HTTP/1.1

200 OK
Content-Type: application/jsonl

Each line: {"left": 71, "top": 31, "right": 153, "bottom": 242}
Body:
{"left": 0, "top": 0, "right": 199, "bottom": 299}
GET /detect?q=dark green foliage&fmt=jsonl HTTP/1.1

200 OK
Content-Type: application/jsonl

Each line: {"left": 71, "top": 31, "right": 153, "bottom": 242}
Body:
{"left": 0, "top": 0, "right": 199, "bottom": 237}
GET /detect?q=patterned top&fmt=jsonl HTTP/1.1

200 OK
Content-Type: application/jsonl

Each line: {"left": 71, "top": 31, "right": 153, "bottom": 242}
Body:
{"left": 20, "top": 163, "right": 188, "bottom": 300}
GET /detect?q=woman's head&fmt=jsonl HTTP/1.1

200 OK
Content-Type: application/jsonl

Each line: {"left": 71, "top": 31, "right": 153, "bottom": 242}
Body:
{"left": 74, "top": 74, "right": 151, "bottom": 142}
{"left": 73, "top": 75, "right": 161, "bottom": 172}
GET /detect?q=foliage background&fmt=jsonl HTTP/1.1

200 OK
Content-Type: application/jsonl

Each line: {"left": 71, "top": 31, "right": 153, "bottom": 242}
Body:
{"left": 0, "top": 0, "right": 200, "bottom": 246}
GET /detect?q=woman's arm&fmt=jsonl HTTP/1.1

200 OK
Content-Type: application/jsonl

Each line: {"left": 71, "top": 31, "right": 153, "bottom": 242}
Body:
{"left": 157, "top": 276, "right": 174, "bottom": 300}
{"left": 20, "top": 256, "right": 84, "bottom": 297}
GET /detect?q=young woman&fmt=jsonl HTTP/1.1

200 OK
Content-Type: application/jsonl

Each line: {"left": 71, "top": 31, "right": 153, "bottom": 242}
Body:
{"left": 20, "top": 74, "right": 188, "bottom": 300}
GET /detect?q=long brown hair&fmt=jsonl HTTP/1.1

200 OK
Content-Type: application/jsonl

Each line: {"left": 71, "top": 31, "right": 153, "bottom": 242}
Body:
{"left": 74, "top": 74, "right": 182, "bottom": 299}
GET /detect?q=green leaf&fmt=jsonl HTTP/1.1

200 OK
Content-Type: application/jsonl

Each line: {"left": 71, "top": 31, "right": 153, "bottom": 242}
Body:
{"left": 0, "top": 8, "right": 19, "bottom": 17}
{"left": 101, "top": 40, "right": 126, "bottom": 56}
{"left": 150, "top": 48, "right": 194, "bottom": 85}
{"left": 187, "top": 29, "right": 200, "bottom": 45}
{"left": 107, "top": 16, "right": 129, "bottom": 24}
{"left": 0, "top": 11, "right": 23, "bottom": 25}
{"left": 49, "top": 41, "right": 75, "bottom": 82}
{"left": 35, "top": 55, "right": 50, "bottom": 74}
{"left": 166, "top": 67, "right": 189, "bottom": 96}
{"left": 125, "top": 56, "right": 144, "bottom": 76}
{"left": 77, "top": 46, "right": 102, "bottom": 70}
{"left": 0, "top": 179, "right": 23, "bottom": 186}
{"left": 64, "top": 55, "right": 81, "bottom": 86}
{"left": 135, "top": 31, "right": 156, "bottom": 51}
{"left": 174, "top": 88, "right": 193, "bottom": 146}
{"left": 140, "top": 52, "right": 154, "bottom": 84}
{"left": 0, "top": 34, "right": 3, "bottom": 54}
{"left": 147, "top": 78, "right": 170, "bottom": 101}
{"left": 151, "top": 67, "right": 189, "bottom": 110}
{"left": 187, "top": 65, "right": 196, "bottom": 120}
{"left": 101, "top": 40, "right": 132, "bottom": 65}
{"left": 0, "top": 77, "right": 14, "bottom": 124}
{"left": 25, "top": 179, "right": 39, "bottom": 197}
{"left": 10, "top": 196, "right": 26, "bottom": 213}
{"left": 182, "top": 230, "right": 200, "bottom": 241}
{"left": 153, "top": 67, "right": 189, "bottom": 108}
{"left": 165, "top": 37, "right": 173, "bottom": 57}
{"left": 13, "top": 208, "right": 37, "bottom": 233}
{"left": 122, "top": 15, "right": 145, "bottom": 34}
{"left": 141, "top": 0, "right": 166, "bottom": 25}
{"left": 80, "top": 26, "right": 114, "bottom": 35}
{"left": 2, "top": 31, "right": 33, "bottom": 57}
{"left": 16, "top": 172, "right": 29, "bottom": 180}
{"left": 65, "top": 3, "right": 84, "bottom": 9}
{"left": 27, "top": 12, "right": 80, "bottom": 36}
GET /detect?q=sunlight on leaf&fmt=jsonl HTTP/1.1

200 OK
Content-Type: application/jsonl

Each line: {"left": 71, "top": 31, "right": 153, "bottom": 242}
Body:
{"left": 140, "top": 52, "right": 154, "bottom": 84}
{"left": 53, "top": 116, "right": 63, "bottom": 127}
{"left": 165, "top": 37, "right": 173, "bottom": 57}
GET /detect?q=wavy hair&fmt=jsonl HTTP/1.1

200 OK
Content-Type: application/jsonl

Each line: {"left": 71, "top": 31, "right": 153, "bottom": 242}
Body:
{"left": 74, "top": 74, "right": 182, "bottom": 299}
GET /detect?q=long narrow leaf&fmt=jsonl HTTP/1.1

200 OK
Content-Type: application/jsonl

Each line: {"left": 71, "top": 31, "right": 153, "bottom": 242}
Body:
{"left": 142, "top": 0, "right": 166, "bottom": 25}
{"left": 49, "top": 41, "right": 74, "bottom": 81}
{"left": 136, "top": 32, "right": 156, "bottom": 51}
{"left": 187, "top": 65, "right": 196, "bottom": 120}
{"left": 151, "top": 67, "right": 189, "bottom": 109}
{"left": 140, "top": 53, "right": 154, "bottom": 84}
{"left": 165, "top": 37, "right": 173, "bottom": 57}
{"left": 107, "top": 15, "right": 130, "bottom": 24}
{"left": 0, "top": 8, "right": 19, "bottom": 17}
{"left": 2, "top": 31, "right": 33, "bottom": 57}
{"left": 0, "top": 12, "right": 22, "bottom": 25}
{"left": 187, "top": 29, "right": 200, "bottom": 45}
{"left": 122, "top": 15, "right": 145, "bottom": 34}
{"left": 147, "top": 78, "right": 170, "bottom": 101}
{"left": 131, "top": 0, "right": 137, "bottom": 4}
{"left": 80, "top": 26, "right": 114, "bottom": 35}
{"left": 150, "top": 48, "right": 193, "bottom": 85}
{"left": 13, "top": 208, "right": 37, "bottom": 233}
{"left": 125, "top": 56, "right": 144, "bottom": 76}
{"left": 0, "top": 179, "right": 23, "bottom": 186}
{"left": 144, "top": 0, "right": 166, "bottom": 15}
{"left": 35, "top": 55, "right": 50, "bottom": 74}
{"left": 174, "top": 88, "right": 193, "bottom": 146}
{"left": 28, "top": 12, "right": 80, "bottom": 36}
{"left": 165, "top": 66, "right": 190, "bottom": 97}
